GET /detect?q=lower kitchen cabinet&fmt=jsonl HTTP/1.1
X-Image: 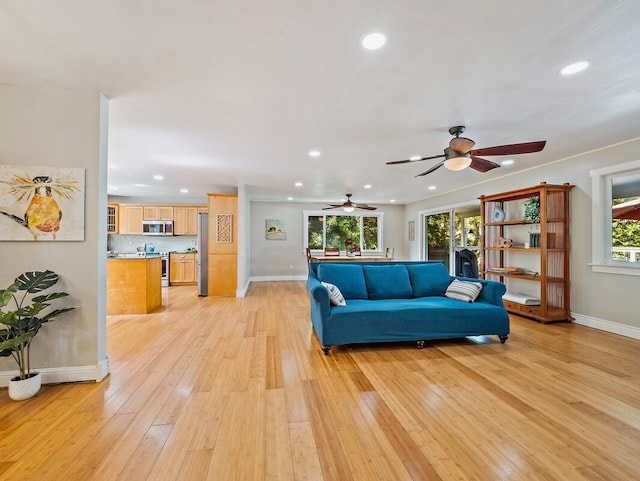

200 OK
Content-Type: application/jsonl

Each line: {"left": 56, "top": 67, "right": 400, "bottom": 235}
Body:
{"left": 169, "top": 252, "right": 196, "bottom": 285}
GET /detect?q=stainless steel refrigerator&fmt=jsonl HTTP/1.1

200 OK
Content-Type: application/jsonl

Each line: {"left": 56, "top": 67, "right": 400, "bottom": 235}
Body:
{"left": 197, "top": 212, "right": 208, "bottom": 296}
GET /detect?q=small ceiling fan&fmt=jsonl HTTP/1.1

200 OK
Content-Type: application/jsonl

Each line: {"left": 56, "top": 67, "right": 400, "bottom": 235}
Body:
{"left": 387, "top": 126, "right": 546, "bottom": 177}
{"left": 323, "top": 194, "right": 377, "bottom": 212}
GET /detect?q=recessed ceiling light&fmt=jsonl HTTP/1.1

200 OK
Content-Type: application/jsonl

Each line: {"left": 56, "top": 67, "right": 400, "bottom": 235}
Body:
{"left": 180, "top": 188, "right": 189, "bottom": 193}
{"left": 287, "top": 197, "right": 294, "bottom": 201}
{"left": 153, "top": 174, "right": 164, "bottom": 181}
{"left": 560, "top": 61, "right": 589, "bottom": 76}
{"left": 294, "top": 182, "right": 303, "bottom": 187}
{"left": 428, "top": 185, "right": 436, "bottom": 190}
{"left": 501, "top": 159, "right": 514, "bottom": 166}
{"left": 390, "top": 199, "right": 396, "bottom": 203}
{"left": 364, "top": 184, "right": 372, "bottom": 189}
{"left": 308, "top": 150, "right": 321, "bottom": 157}
{"left": 361, "top": 32, "right": 386, "bottom": 50}
{"left": 133, "top": 183, "right": 147, "bottom": 187}
{"left": 409, "top": 155, "right": 421, "bottom": 161}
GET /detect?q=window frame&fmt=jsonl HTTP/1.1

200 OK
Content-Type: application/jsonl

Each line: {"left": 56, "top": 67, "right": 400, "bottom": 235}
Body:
{"left": 302, "top": 210, "right": 384, "bottom": 254}
{"left": 590, "top": 159, "right": 640, "bottom": 276}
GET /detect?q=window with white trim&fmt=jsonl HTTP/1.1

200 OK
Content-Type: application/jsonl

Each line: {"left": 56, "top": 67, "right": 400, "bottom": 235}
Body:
{"left": 590, "top": 160, "right": 640, "bottom": 275}
{"left": 303, "top": 211, "right": 383, "bottom": 253}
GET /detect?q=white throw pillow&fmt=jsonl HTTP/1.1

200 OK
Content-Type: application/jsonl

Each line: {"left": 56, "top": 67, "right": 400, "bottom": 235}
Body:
{"left": 445, "top": 279, "right": 483, "bottom": 303}
{"left": 321, "top": 281, "right": 346, "bottom": 306}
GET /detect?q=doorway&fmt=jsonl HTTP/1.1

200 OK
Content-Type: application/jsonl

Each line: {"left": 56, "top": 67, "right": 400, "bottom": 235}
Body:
{"left": 422, "top": 204, "right": 481, "bottom": 275}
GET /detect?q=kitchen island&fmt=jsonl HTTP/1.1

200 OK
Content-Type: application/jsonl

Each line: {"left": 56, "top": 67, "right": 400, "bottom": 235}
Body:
{"left": 107, "top": 254, "right": 162, "bottom": 315}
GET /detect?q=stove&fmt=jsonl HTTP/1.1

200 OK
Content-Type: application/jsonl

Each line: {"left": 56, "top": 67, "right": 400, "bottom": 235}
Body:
{"left": 160, "top": 252, "right": 170, "bottom": 286}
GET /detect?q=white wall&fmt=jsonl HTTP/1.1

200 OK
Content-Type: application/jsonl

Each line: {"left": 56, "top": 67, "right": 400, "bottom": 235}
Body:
{"left": 0, "top": 84, "right": 108, "bottom": 385}
{"left": 403, "top": 138, "right": 640, "bottom": 336}
{"left": 249, "top": 201, "right": 406, "bottom": 279}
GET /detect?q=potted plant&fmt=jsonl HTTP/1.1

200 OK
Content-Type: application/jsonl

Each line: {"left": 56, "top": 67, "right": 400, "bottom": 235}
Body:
{"left": 0, "top": 270, "right": 74, "bottom": 400}
{"left": 524, "top": 197, "right": 541, "bottom": 222}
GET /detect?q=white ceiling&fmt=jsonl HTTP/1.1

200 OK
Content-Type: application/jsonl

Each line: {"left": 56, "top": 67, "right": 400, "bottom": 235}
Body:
{"left": 1, "top": 1, "right": 640, "bottom": 207}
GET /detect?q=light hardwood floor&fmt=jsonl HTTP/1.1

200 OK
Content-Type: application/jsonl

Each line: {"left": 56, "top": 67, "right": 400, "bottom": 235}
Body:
{"left": 1, "top": 282, "right": 639, "bottom": 481}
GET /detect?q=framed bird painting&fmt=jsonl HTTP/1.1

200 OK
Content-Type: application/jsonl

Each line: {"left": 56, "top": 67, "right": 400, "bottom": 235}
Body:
{"left": 0, "top": 165, "right": 85, "bottom": 241}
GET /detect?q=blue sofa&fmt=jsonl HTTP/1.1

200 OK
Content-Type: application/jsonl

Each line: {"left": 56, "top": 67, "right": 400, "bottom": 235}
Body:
{"left": 306, "top": 261, "right": 509, "bottom": 354}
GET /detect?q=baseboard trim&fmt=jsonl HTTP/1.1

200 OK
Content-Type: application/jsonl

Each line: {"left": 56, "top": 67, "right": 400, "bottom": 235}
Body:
{"left": 0, "top": 356, "right": 111, "bottom": 387}
{"left": 572, "top": 312, "right": 640, "bottom": 340}
{"left": 250, "top": 275, "right": 307, "bottom": 282}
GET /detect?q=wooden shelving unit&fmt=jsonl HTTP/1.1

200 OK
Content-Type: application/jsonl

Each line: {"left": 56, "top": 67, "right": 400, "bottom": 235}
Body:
{"left": 479, "top": 182, "right": 573, "bottom": 323}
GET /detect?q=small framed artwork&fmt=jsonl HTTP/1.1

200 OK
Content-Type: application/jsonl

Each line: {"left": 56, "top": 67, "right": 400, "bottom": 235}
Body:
{"left": 265, "top": 219, "right": 286, "bottom": 240}
{"left": 216, "top": 213, "right": 233, "bottom": 243}
{"left": 408, "top": 220, "right": 415, "bottom": 241}
{"left": 0, "top": 164, "right": 85, "bottom": 241}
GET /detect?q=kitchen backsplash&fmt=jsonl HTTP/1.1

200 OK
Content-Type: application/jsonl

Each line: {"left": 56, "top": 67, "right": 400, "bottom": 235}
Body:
{"left": 108, "top": 235, "right": 197, "bottom": 253}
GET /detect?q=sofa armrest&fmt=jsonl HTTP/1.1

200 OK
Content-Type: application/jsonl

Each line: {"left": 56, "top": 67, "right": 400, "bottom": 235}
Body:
{"left": 452, "top": 276, "right": 506, "bottom": 306}
{"left": 306, "top": 276, "right": 331, "bottom": 320}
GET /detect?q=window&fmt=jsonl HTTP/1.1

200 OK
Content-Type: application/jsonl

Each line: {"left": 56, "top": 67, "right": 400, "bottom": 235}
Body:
{"left": 303, "top": 211, "right": 383, "bottom": 252}
{"left": 590, "top": 160, "right": 640, "bottom": 275}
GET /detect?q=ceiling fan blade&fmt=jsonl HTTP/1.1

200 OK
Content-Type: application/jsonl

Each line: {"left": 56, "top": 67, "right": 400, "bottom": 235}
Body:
{"left": 322, "top": 206, "right": 340, "bottom": 210}
{"left": 449, "top": 137, "right": 475, "bottom": 153}
{"left": 470, "top": 156, "right": 500, "bottom": 173}
{"left": 354, "top": 204, "right": 377, "bottom": 210}
{"left": 471, "top": 140, "right": 546, "bottom": 157}
{"left": 415, "top": 160, "right": 444, "bottom": 177}
{"left": 386, "top": 154, "right": 444, "bottom": 165}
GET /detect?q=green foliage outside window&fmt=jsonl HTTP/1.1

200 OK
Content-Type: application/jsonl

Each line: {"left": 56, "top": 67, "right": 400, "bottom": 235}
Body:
{"left": 612, "top": 197, "right": 640, "bottom": 261}
{"left": 307, "top": 214, "right": 380, "bottom": 250}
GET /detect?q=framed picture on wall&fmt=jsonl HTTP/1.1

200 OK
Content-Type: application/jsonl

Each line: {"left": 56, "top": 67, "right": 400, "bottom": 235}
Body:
{"left": 265, "top": 219, "right": 286, "bottom": 240}
{"left": 0, "top": 164, "right": 85, "bottom": 241}
{"left": 408, "top": 220, "right": 415, "bottom": 241}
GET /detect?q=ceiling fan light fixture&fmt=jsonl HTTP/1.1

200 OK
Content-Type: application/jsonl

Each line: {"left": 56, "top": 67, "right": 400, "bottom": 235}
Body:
{"left": 343, "top": 205, "right": 355, "bottom": 213}
{"left": 443, "top": 147, "right": 472, "bottom": 171}
{"left": 444, "top": 155, "right": 472, "bottom": 171}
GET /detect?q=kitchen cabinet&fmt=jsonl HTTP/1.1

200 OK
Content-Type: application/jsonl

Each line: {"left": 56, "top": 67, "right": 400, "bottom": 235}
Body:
{"left": 173, "top": 206, "right": 201, "bottom": 235}
{"left": 118, "top": 205, "right": 144, "bottom": 234}
{"left": 479, "top": 182, "right": 573, "bottom": 323}
{"left": 170, "top": 252, "right": 196, "bottom": 284}
{"left": 143, "top": 205, "right": 174, "bottom": 221}
{"left": 107, "top": 203, "right": 119, "bottom": 234}
{"left": 207, "top": 194, "right": 237, "bottom": 296}
{"left": 107, "top": 256, "right": 162, "bottom": 314}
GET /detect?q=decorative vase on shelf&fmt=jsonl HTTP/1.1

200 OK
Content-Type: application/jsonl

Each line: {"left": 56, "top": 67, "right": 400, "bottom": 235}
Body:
{"left": 8, "top": 372, "right": 42, "bottom": 401}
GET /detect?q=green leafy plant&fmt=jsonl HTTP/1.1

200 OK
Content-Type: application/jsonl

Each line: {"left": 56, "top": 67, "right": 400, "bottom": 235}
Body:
{"left": 0, "top": 270, "right": 74, "bottom": 380}
{"left": 524, "top": 197, "right": 541, "bottom": 222}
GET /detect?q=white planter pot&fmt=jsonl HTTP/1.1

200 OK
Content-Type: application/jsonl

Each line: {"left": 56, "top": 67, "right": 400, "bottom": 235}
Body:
{"left": 8, "top": 372, "right": 42, "bottom": 401}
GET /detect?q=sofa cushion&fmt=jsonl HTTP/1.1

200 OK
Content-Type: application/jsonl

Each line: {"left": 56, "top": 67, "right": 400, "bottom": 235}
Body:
{"left": 317, "top": 264, "right": 368, "bottom": 299}
{"left": 321, "top": 281, "right": 346, "bottom": 306}
{"left": 406, "top": 263, "right": 451, "bottom": 297}
{"left": 363, "top": 265, "right": 413, "bottom": 300}
{"left": 445, "top": 279, "right": 483, "bottom": 302}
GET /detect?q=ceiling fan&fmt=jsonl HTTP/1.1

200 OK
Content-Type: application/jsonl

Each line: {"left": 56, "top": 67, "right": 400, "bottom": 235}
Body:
{"left": 323, "top": 194, "right": 377, "bottom": 212}
{"left": 387, "top": 126, "right": 546, "bottom": 177}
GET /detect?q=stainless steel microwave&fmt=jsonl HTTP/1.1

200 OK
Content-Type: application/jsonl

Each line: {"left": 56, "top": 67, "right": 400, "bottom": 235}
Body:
{"left": 142, "top": 220, "right": 174, "bottom": 236}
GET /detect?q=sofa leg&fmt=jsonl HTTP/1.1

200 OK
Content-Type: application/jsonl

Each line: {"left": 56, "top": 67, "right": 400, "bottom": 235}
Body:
{"left": 321, "top": 346, "right": 331, "bottom": 355}
{"left": 499, "top": 335, "right": 508, "bottom": 344}
{"left": 416, "top": 340, "right": 425, "bottom": 349}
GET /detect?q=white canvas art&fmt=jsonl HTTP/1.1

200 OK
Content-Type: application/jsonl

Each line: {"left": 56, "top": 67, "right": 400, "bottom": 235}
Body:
{"left": 0, "top": 165, "right": 85, "bottom": 241}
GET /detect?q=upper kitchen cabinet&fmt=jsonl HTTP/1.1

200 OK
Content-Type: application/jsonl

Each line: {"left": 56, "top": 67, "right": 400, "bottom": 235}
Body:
{"left": 173, "top": 206, "right": 204, "bottom": 235}
{"left": 118, "top": 204, "right": 144, "bottom": 234}
{"left": 107, "top": 203, "right": 119, "bottom": 234}
{"left": 143, "top": 205, "right": 174, "bottom": 221}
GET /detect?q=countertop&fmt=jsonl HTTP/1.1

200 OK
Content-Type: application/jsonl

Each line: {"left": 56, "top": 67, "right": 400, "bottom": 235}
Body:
{"left": 107, "top": 252, "right": 162, "bottom": 259}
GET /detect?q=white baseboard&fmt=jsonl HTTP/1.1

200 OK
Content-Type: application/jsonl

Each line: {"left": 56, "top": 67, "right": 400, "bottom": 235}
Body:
{"left": 0, "top": 356, "right": 110, "bottom": 387}
{"left": 572, "top": 312, "right": 640, "bottom": 340}
{"left": 250, "top": 275, "right": 307, "bottom": 282}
